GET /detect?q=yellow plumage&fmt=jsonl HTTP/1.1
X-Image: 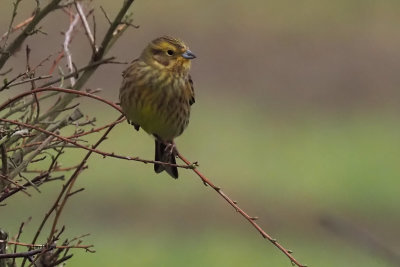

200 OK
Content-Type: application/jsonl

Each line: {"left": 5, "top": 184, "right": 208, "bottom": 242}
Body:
{"left": 119, "top": 36, "right": 196, "bottom": 178}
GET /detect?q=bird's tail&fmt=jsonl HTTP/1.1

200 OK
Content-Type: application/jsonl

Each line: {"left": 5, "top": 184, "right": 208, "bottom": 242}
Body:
{"left": 154, "top": 140, "right": 178, "bottom": 179}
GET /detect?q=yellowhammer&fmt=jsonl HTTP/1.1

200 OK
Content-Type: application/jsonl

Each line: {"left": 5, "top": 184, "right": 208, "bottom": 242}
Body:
{"left": 119, "top": 36, "right": 196, "bottom": 179}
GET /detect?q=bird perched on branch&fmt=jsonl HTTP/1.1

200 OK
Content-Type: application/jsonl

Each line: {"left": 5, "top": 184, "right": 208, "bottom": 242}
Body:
{"left": 119, "top": 36, "right": 196, "bottom": 179}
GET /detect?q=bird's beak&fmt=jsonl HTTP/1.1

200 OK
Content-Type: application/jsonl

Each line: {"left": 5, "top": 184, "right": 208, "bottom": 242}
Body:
{"left": 182, "top": 50, "right": 196, "bottom": 59}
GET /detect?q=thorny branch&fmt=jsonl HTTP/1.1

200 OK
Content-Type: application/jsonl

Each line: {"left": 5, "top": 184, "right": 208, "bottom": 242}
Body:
{"left": 0, "top": 240, "right": 93, "bottom": 260}
{"left": 0, "top": 117, "right": 194, "bottom": 171}
{"left": 0, "top": 0, "right": 136, "bottom": 266}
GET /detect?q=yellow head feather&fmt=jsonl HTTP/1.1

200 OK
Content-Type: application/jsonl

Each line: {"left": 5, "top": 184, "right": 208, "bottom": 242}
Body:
{"left": 140, "top": 36, "right": 194, "bottom": 74}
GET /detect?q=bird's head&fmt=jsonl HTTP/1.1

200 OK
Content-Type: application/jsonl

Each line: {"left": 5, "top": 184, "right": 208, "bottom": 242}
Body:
{"left": 140, "top": 36, "right": 196, "bottom": 75}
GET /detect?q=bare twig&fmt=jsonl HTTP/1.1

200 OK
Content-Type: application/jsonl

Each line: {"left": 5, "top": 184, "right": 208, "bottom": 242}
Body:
{"left": 25, "top": 164, "right": 86, "bottom": 173}
{"left": 1, "top": 0, "right": 23, "bottom": 50}
{"left": 8, "top": 135, "right": 54, "bottom": 180}
{"left": 25, "top": 45, "right": 40, "bottom": 122}
{"left": 75, "top": 1, "right": 96, "bottom": 52}
{"left": 0, "top": 144, "right": 7, "bottom": 175}
{"left": 39, "top": 56, "right": 115, "bottom": 88}
{"left": 1, "top": 92, "right": 59, "bottom": 119}
{"left": 0, "top": 172, "right": 52, "bottom": 202}
{"left": 11, "top": 217, "right": 32, "bottom": 266}
{"left": 0, "top": 87, "right": 121, "bottom": 113}
{"left": 4, "top": 109, "right": 84, "bottom": 169}
{"left": 68, "top": 117, "right": 125, "bottom": 138}
{"left": 0, "top": 173, "right": 31, "bottom": 197}
{"left": 0, "top": 241, "right": 92, "bottom": 260}
{"left": 1, "top": 117, "right": 192, "bottom": 170}
{"left": 63, "top": 12, "right": 80, "bottom": 87}
{"left": 0, "top": 16, "right": 34, "bottom": 43}
{"left": 0, "top": 0, "right": 64, "bottom": 70}
{"left": 0, "top": 72, "right": 26, "bottom": 92}
{"left": 100, "top": 6, "right": 112, "bottom": 25}
{"left": 0, "top": 247, "right": 52, "bottom": 259}
{"left": 5, "top": 116, "right": 124, "bottom": 152}
{"left": 2, "top": 240, "right": 93, "bottom": 251}
{"left": 6, "top": 75, "right": 52, "bottom": 89}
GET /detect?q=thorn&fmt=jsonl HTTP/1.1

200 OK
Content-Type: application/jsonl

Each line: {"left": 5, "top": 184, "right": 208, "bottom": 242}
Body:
{"left": 126, "top": 156, "right": 131, "bottom": 160}
{"left": 214, "top": 186, "right": 221, "bottom": 190}
{"left": 233, "top": 200, "right": 238, "bottom": 204}
{"left": 287, "top": 249, "right": 293, "bottom": 254}
{"left": 203, "top": 181, "right": 208, "bottom": 187}
{"left": 250, "top": 216, "right": 259, "bottom": 221}
{"left": 271, "top": 238, "right": 277, "bottom": 243}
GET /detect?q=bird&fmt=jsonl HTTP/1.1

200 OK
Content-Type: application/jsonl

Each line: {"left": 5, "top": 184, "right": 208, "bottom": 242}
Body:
{"left": 119, "top": 36, "right": 196, "bottom": 179}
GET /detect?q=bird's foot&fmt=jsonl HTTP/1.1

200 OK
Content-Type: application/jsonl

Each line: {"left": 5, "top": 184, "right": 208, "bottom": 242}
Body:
{"left": 164, "top": 141, "right": 177, "bottom": 156}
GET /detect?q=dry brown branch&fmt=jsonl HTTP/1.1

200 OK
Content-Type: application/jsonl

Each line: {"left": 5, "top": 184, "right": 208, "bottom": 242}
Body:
{"left": 0, "top": 16, "right": 34, "bottom": 43}
{"left": 0, "top": 172, "right": 53, "bottom": 202}
{"left": 0, "top": 117, "right": 193, "bottom": 170}
{"left": 63, "top": 12, "right": 80, "bottom": 87}
{"left": 75, "top": 1, "right": 96, "bottom": 52}
{"left": 1, "top": 240, "right": 93, "bottom": 251}
{"left": 25, "top": 45, "right": 40, "bottom": 122}
{"left": 5, "top": 115, "right": 124, "bottom": 152}
{"left": 1, "top": 2, "right": 136, "bottom": 264}
{"left": 6, "top": 75, "right": 52, "bottom": 88}
{"left": 8, "top": 135, "right": 54, "bottom": 180}
{"left": 24, "top": 164, "right": 86, "bottom": 173}
{"left": 0, "top": 173, "right": 31, "bottom": 197}
{"left": 0, "top": 240, "right": 93, "bottom": 260}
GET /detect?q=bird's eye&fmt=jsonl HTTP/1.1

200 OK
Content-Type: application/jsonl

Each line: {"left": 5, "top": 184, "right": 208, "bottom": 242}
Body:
{"left": 167, "top": 50, "right": 174, "bottom": 56}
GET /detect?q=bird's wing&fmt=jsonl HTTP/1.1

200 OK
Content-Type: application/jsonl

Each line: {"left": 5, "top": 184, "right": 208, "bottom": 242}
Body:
{"left": 188, "top": 74, "right": 195, "bottom": 106}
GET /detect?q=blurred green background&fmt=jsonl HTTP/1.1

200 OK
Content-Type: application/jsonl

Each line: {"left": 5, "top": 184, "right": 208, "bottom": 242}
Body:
{"left": 1, "top": 0, "right": 400, "bottom": 266}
